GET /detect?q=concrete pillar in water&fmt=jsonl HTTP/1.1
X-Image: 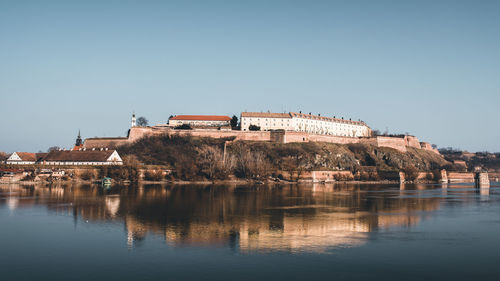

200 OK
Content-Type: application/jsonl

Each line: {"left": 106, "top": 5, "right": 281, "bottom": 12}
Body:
{"left": 440, "top": 169, "right": 448, "bottom": 189}
{"left": 475, "top": 172, "right": 490, "bottom": 188}
{"left": 440, "top": 169, "right": 448, "bottom": 184}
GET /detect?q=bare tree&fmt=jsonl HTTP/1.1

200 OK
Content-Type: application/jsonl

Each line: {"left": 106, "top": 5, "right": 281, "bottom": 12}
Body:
{"left": 122, "top": 155, "right": 141, "bottom": 167}
{"left": 231, "top": 143, "right": 271, "bottom": 179}
{"left": 47, "top": 146, "right": 60, "bottom": 152}
{"left": 281, "top": 157, "right": 297, "bottom": 181}
{"left": 197, "top": 146, "right": 225, "bottom": 179}
{"left": 403, "top": 166, "right": 419, "bottom": 182}
{"left": 137, "top": 116, "right": 149, "bottom": 127}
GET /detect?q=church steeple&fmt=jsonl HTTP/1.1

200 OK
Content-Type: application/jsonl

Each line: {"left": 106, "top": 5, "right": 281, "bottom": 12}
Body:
{"left": 75, "top": 130, "right": 82, "bottom": 146}
{"left": 72, "top": 130, "right": 84, "bottom": 150}
{"left": 131, "top": 112, "right": 137, "bottom": 127}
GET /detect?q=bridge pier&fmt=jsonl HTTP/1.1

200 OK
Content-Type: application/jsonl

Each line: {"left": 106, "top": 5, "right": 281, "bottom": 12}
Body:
{"left": 475, "top": 172, "right": 490, "bottom": 188}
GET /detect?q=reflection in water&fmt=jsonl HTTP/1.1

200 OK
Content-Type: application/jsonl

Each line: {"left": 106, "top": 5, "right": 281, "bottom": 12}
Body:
{"left": 7, "top": 197, "right": 18, "bottom": 211}
{"left": 0, "top": 183, "right": 477, "bottom": 253}
{"left": 479, "top": 187, "right": 490, "bottom": 201}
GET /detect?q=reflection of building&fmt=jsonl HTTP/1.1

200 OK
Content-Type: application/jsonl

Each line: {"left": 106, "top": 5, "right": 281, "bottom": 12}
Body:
{"left": 123, "top": 185, "right": 442, "bottom": 253}
{"left": 105, "top": 196, "right": 121, "bottom": 217}
{"left": 238, "top": 213, "right": 370, "bottom": 253}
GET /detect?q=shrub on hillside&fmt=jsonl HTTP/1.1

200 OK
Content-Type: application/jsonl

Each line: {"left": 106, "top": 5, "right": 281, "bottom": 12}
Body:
{"left": 102, "top": 166, "right": 139, "bottom": 181}
{"left": 175, "top": 124, "right": 192, "bottom": 130}
{"left": 431, "top": 169, "right": 442, "bottom": 181}
{"left": 403, "top": 166, "right": 419, "bottom": 182}
{"left": 174, "top": 156, "right": 199, "bottom": 180}
{"left": 122, "top": 154, "right": 141, "bottom": 167}
{"left": 80, "top": 170, "right": 95, "bottom": 181}
{"left": 144, "top": 170, "right": 164, "bottom": 181}
{"left": 334, "top": 173, "right": 354, "bottom": 181}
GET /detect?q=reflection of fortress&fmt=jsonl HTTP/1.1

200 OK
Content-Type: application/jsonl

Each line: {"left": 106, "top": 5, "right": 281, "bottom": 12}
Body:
{"left": 1, "top": 184, "right": 447, "bottom": 253}
{"left": 238, "top": 213, "right": 370, "bottom": 253}
{"left": 119, "top": 184, "right": 442, "bottom": 253}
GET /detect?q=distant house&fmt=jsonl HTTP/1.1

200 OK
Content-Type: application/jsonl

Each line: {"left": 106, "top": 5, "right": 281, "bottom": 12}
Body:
{"left": 41, "top": 149, "right": 123, "bottom": 166}
{"left": 6, "top": 152, "right": 47, "bottom": 165}
{"left": 168, "top": 115, "right": 231, "bottom": 128}
{"left": 0, "top": 168, "right": 25, "bottom": 177}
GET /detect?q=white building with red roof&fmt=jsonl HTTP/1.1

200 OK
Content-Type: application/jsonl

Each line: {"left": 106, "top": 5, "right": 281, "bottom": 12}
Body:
{"left": 240, "top": 112, "right": 371, "bottom": 137}
{"left": 168, "top": 115, "right": 231, "bottom": 128}
{"left": 5, "top": 152, "right": 47, "bottom": 165}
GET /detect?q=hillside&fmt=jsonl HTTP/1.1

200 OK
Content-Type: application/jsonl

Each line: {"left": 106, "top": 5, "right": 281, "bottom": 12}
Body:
{"left": 118, "top": 134, "right": 452, "bottom": 181}
{"left": 440, "top": 149, "right": 500, "bottom": 171}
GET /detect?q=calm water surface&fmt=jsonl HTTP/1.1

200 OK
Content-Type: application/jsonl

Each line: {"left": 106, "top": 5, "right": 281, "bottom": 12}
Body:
{"left": 1, "top": 182, "right": 500, "bottom": 281}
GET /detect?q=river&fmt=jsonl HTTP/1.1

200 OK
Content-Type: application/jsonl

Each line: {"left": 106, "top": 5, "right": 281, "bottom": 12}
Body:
{"left": 1, "top": 182, "right": 500, "bottom": 281}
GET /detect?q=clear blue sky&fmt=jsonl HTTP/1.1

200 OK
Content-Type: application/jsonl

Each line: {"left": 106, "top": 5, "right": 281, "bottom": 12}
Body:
{"left": 1, "top": 0, "right": 499, "bottom": 153}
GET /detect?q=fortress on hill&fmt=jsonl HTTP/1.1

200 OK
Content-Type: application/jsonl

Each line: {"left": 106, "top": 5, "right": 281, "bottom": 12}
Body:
{"left": 83, "top": 112, "right": 440, "bottom": 155}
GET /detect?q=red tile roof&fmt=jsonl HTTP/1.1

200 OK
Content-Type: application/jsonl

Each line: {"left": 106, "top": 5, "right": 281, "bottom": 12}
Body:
{"left": 43, "top": 150, "right": 118, "bottom": 162}
{"left": 15, "top": 152, "right": 37, "bottom": 161}
{"left": 72, "top": 145, "right": 83, "bottom": 151}
{"left": 170, "top": 115, "right": 231, "bottom": 121}
{"left": 240, "top": 112, "right": 368, "bottom": 126}
{"left": 241, "top": 112, "right": 292, "bottom": 118}
{"left": 289, "top": 112, "right": 367, "bottom": 126}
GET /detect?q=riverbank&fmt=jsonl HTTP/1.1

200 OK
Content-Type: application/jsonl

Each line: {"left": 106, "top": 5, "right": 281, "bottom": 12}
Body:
{"left": 1, "top": 177, "right": 403, "bottom": 186}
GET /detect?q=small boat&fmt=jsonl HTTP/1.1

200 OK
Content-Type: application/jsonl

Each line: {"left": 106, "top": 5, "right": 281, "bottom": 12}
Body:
{"left": 101, "top": 177, "right": 112, "bottom": 188}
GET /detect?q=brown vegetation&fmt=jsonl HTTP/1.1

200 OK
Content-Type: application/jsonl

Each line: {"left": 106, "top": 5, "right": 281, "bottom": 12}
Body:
{"left": 100, "top": 166, "right": 139, "bottom": 182}
{"left": 144, "top": 170, "right": 164, "bottom": 181}
{"left": 403, "top": 166, "right": 419, "bottom": 182}
{"left": 117, "top": 134, "right": 452, "bottom": 182}
{"left": 80, "top": 170, "right": 96, "bottom": 181}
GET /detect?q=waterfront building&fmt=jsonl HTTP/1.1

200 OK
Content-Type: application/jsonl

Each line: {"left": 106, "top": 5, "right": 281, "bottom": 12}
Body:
{"left": 168, "top": 115, "right": 231, "bottom": 128}
{"left": 5, "top": 152, "right": 47, "bottom": 165}
{"left": 240, "top": 112, "right": 371, "bottom": 137}
{"left": 41, "top": 149, "right": 123, "bottom": 165}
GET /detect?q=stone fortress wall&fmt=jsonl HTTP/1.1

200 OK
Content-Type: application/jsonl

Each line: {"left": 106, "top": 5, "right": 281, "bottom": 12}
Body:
{"left": 83, "top": 126, "right": 441, "bottom": 155}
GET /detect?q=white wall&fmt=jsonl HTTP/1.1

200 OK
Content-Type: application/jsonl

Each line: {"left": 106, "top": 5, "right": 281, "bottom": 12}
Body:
{"left": 240, "top": 114, "right": 370, "bottom": 137}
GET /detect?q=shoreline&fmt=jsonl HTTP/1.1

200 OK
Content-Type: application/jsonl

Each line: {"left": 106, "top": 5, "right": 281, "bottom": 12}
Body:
{"left": 2, "top": 178, "right": 415, "bottom": 186}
